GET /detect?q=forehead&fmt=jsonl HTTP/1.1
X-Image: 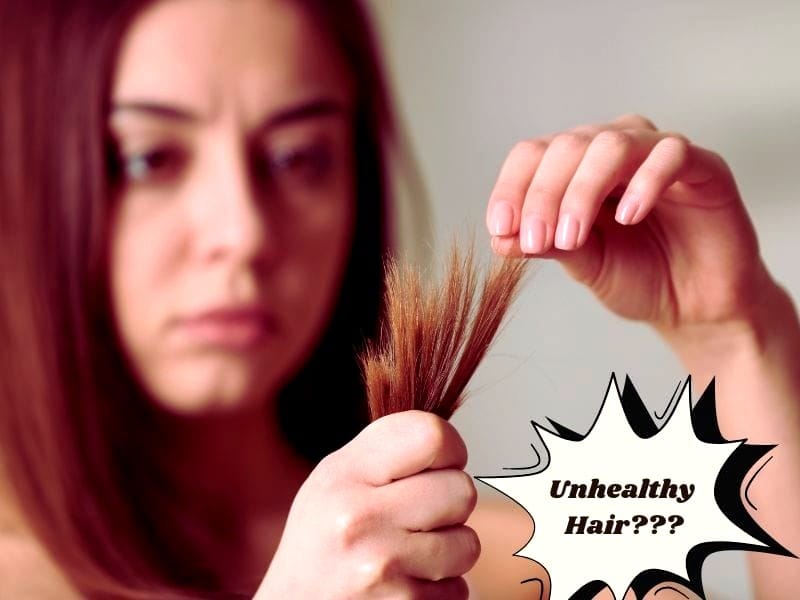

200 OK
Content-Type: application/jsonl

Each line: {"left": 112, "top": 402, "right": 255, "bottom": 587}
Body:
{"left": 112, "top": 0, "right": 353, "bottom": 122}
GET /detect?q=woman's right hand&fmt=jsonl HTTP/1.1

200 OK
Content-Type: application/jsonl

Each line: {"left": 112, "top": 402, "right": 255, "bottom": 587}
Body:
{"left": 253, "top": 410, "right": 480, "bottom": 599}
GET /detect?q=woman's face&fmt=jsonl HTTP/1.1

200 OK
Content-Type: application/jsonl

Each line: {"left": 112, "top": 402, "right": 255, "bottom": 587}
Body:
{"left": 109, "top": 0, "right": 356, "bottom": 414}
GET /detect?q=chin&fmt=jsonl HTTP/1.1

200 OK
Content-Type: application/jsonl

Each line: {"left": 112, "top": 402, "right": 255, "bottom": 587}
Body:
{"left": 146, "top": 360, "right": 279, "bottom": 417}
{"left": 133, "top": 331, "right": 315, "bottom": 417}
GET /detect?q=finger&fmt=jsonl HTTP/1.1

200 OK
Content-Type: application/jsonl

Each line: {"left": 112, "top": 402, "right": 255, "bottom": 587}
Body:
{"left": 406, "top": 576, "right": 470, "bottom": 600}
{"left": 402, "top": 525, "right": 481, "bottom": 581}
{"left": 611, "top": 113, "right": 658, "bottom": 131}
{"left": 379, "top": 468, "right": 477, "bottom": 531}
{"left": 491, "top": 229, "right": 606, "bottom": 289}
{"left": 487, "top": 139, "right": 548, "bottom": 236}
{"left": 665, "top": 145, "right": 737, "bottom": 205}
{"left": 486, "top": 114, "right": 659, "bottom": 241}
{"left": 679, "top": 145, "right": 727, "bottom": 187}
{"left": 347, "top": 411, "right": 468, "bottom": 485}
{"left": 568, "top": 113, "right": 658, "bottom": 136}
{"left": 519, "top": 131, "right": 593, "bottom": 254}
{"left": 556, "top": 129, "right": 661, "bottom": 250}
{"left": 615, "top": 135, "right": 692, "bottom": 225}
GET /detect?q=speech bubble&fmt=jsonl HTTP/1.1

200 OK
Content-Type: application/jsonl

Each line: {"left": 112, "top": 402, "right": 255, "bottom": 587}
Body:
{"left": 477, "top": 374, "right": 792, "bottom": 599}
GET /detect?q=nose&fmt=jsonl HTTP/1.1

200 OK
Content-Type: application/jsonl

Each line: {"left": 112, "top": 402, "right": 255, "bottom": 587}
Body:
{"left": 190, "top": 138, "right": 276, "bottom": 267}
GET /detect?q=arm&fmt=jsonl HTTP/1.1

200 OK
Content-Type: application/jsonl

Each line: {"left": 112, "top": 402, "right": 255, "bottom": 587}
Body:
{"left": 660, "top": 279, "right": 800, "bottom": 598}
{"left": 486, "top": 113, "right": 800, "bottom": 598}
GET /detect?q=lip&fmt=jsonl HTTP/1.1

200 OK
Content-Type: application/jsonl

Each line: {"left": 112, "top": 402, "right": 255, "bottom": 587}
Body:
{"left": 175, "top": 305, "right": 279, "bottom": 350}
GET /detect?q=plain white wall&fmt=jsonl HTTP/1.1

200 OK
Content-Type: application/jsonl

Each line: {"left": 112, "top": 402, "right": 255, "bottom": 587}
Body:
{"left": 367, "top": 1, "right": 800, "bottom": 598}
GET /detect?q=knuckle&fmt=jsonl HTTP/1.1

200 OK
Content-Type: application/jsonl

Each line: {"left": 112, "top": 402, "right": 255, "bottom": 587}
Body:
{"left": 661, "top": 130, "right": 691, "bottom": 145}
{"left": 374, "top": 410, "right": 423, "bottom": 441}
{"left": 462, "top": 527, "right": 482, "bottom": 568}
{"left": 552, "top": 131, "right": 592, "bottom": 150}
{"left": 350, "top": 550, "right": 401, "bottom": 593}
{"left": 409, "top": 410, "right": 448, "bottom": 451}
{"left": 527, "top": 182, "right": 561, "bottom": 201}
{"left": 656, "top": 135, "right": 690, "bottom": 165}
{"left": 510, "top": 139, "right": 548, "bottom": 161}
{"left": 455, "top": 471, "right": 478, "bottom": 514}
{"left": 568, "top": 124, "right": 600, "bottom": 136}
{"left": 311, "top": 452, "right": 345, "bottom": 491}
{"left": 616, "top": 112, "right": 657, "bottom": 130}
{"left": 358, "top": 550, "right": 400, "bottom": 585}
{"left": 592, "top": 129, "right": 632, "bottom": 151}
{"left": 660, "top": 134, "right": 690, "bottom": 155}
{"left": 332, "top": 497, "right": 375, "bottom": 550}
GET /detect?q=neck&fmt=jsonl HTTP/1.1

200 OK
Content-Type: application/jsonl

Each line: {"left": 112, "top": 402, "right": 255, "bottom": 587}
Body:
{"left": 156, "top": 399, "right": 312, "bottom": 581}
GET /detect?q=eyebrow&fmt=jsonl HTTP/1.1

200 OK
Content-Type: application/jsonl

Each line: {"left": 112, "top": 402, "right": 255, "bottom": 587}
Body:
{"left": 111, "top": 97, "right": 349, "bottom": 130}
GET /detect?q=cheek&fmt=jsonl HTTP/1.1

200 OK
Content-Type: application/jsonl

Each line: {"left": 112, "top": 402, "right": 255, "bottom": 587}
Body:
{"left": 108, "top": 198, "right": 187, "bottom": 388}
{"left": 111, "top": 206, "right": 170, "bottom": 348}
{"left": 276, "top": 189, "right": 356, "bottom": 360}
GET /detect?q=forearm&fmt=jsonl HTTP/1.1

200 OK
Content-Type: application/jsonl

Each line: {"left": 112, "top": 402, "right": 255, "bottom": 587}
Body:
{"left": 658, "top": 277, "right": 800, "bottom": 598}
{"left": 660, "top": 278, "right": 800, "bottom": 445}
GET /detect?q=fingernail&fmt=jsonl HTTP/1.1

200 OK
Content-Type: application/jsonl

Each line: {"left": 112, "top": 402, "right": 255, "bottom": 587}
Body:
{"left": 520, "top": 213, "right": 547, "bottom": 254}
{"left": 490, "top": 202, "right": 514, "bottom": 236}
{"left": 555, "top": 214, "right": 580, "bottom": 250}
{"left": 616, "top": 198, "right": 639, "bottom": 225}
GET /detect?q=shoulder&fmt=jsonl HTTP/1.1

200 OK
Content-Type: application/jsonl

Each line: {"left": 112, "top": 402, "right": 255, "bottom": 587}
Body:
{"left": 465, "top": 494, "right": 550, "bottom": 600}
{"left": 0, "top": 482, "right": 81, "bottom": 599}
{"left": 0, "top": 531, "right": 82, "bottom": 599}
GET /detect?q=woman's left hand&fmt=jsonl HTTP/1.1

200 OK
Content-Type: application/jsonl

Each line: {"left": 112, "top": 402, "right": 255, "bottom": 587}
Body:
{"left": 484, "top": 114, "right": 776, "bottom": 600}
{"left": 486, "top": 113, "right": 775, "bottom": 337}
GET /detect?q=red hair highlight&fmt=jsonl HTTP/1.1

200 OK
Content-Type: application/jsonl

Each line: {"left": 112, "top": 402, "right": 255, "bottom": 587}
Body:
{"left": 361, "top": 237, "right": 529, "bottom": 421}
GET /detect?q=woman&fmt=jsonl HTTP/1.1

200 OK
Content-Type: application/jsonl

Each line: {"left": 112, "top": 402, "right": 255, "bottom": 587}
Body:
{"left": 0, "top": 0, "right": 797, "bottom": 598}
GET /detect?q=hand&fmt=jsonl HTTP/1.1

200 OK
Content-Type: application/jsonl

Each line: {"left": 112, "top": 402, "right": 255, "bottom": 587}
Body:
{"left": 486, "top": 114, "right": 775, "bottom": 335}
{"left": 485, "top": 116, "right": 789, "bottom": 598}
{"left": 254, "top": 410, "right": 479, "bottom": 599}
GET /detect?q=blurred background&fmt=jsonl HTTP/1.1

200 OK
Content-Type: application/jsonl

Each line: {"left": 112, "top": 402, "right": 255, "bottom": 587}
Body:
{"left": 367, "top": 1, "right": 800, "bottom": 598}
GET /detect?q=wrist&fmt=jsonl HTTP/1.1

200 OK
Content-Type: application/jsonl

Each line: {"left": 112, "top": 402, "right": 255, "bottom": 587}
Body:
{"left": 655, "top": 276, "right": 799, "bottom": 376}
{"left": 655, "top": 276, "right": 800, "bottom": 445}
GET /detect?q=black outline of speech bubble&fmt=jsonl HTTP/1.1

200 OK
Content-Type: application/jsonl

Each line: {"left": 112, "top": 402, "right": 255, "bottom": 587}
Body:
{"left": 477, "top": 372, "right": 794, "bottom": 600}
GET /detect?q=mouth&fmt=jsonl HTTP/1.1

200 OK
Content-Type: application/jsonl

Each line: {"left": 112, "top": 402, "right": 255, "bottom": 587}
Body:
{"left": 174, "top": 305, "right": 279, "bottom": 351}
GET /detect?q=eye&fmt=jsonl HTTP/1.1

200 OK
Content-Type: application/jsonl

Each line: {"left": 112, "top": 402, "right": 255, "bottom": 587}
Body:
{"left": 263, "top": 143, "right": 334, "bottom": 186}
{"left": 118, "top": 146, "right": 187, "bottom": 184}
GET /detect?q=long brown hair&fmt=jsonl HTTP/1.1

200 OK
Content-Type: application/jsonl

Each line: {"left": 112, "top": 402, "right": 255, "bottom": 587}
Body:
{"left": 361, "top": 239, "right": 529, "bottom": 421}
{"left": 0, "top": 0, "right": 400, "bottom": 596}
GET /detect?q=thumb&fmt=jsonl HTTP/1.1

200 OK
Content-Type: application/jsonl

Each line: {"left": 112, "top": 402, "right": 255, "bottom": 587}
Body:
{"left": 489, "top": 226, "right": 605, "bottom": 288}
{"left": 537, "top": 227, "right": 606, "bottom": 289}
